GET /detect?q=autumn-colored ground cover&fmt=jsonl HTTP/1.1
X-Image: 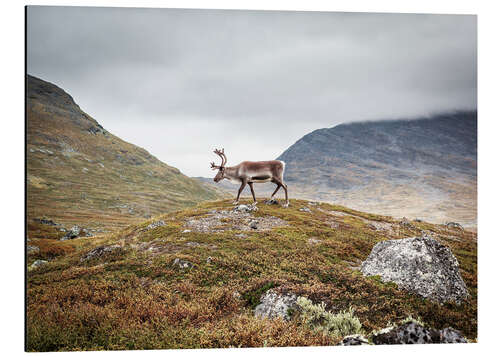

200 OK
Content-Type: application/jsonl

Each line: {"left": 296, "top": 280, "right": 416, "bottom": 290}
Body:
{"left": 26, "top": 199, "right": 477, "bottom": 351}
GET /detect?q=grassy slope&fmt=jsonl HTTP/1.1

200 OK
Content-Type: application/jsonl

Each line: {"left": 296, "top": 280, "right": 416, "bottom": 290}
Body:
{"left": 27, "top": 75, "right": 225, "bottom": 235}
{"left": 27, "top": 199, "right": 477, "bottom": 351}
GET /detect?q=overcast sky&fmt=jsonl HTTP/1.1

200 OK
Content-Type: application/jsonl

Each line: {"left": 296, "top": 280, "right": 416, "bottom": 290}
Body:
{"left": 27, "top": 6, "right": 477, "bottom": 177}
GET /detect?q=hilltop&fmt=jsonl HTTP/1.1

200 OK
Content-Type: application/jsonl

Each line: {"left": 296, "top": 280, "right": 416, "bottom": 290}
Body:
{"left": 277, "top": 112, "right": 477, "bottom": 229}
{"left": 26, "top": 198, "right": 476, "bottom": 351}
{"left": 27, "top": 75, "right": 225, "bottom": 237}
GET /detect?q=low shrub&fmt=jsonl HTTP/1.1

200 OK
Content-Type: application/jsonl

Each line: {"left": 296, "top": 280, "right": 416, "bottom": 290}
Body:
{"left": 296, "top": 296, "right": 362, "bottom": 338}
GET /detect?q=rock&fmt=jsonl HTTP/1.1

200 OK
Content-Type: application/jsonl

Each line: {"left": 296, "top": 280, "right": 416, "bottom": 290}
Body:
{"left": 299, "top": 207, "right": 312, "bottom": 213}
{"left": 308, "top": 201, "right": 319, "bottom": 206}
{"left": 27, "top": 245, "right": 40, "bottom": 255}
{"left": 82, "top": 228, "right": 94, "bottom": 237}
{"left": 439, "top": 327, "right": 468, "bottom": 343}
{"left": 249, "top": 220, "right": 259, "bottom": 229}
{"left": 61, "top": 225, "right": 81, "bottom": 240}
{"left": 235, "top": 233, "right": 248, "bottom": 238}
{"left": 206, "top": 256, "right": 214, "bottom": 264}
{"left": 80, "top": 245, "right": 122, "bottom": 262}
{"left": 234, "top": 204, "right": 258, "bottom": 213}
{"left": 338, "top": 334, "right": 370, "bottom": 346}
{"left": 34, "top": 218, "right": 57, "bottom": 226}
{"left": 372, "top": 322, "right": 467, "bottom": 345}
{"left": 307, "top": 237, "right": 321, "bottom": 245}
{"left": 185, "top": 242, "right": 201, "bottom": 247}
{"left": 172, "top": 258, "right": 194, "bottom": 269}
{"left": 30, "top": 260, "right": 48, "bottom": 269}
{"left": 182, "top": 229, "right": 191, "bottom": 233}
{"left": 361, "top": 236, "right": 469, "bottom": 303}
{"left": 254, "top": 289, "right": 298, "bottom": 320}
{"left": 232, "top": 291, "right": 241, "bottom": 299}
{"left": 446, "top": 222, "right": 464, "bottom": 230}
{"left": 399, "top": 217, "right": 414, "bottom": 228}
{"left": 265, "top": 199, "right": 279, "bottom": 205}
{"left": 146, "top": 220, "right": 165, "bottom": 230}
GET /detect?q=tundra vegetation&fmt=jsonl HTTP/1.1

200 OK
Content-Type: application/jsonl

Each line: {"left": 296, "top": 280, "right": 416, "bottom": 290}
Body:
{"left": 26, "top": 198, "right": 477, "bottom": 351}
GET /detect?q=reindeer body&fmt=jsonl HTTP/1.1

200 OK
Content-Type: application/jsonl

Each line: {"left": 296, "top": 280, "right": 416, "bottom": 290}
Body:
{"left": 211, "top": 149, "right": 289, "bottom": 207}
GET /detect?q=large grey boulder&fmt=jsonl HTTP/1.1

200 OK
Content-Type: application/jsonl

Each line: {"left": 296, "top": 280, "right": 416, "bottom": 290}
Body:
{"left": 361, "top": 236, "right": 468, "bottom": 303}
{"left": 254, "top": 290, "right": 298, "bottom": 320}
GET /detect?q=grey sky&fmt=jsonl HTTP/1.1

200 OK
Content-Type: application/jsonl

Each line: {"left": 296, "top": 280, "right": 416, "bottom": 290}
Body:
{"left": 27, "top": 6, "right": 477, "bottom": 177}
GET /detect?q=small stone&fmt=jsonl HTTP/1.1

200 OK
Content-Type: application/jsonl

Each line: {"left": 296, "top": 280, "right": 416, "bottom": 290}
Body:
{"left": 338, "top": 334, "right": 370, "bottom": 346}
{"left": 172, "top": 258, "right": 194, "bottom": 269}
{"left": 307, "top": 237, "right": 321, "bottom": 245}
{"left": 61, "top": 225, "right": 81, "bottom": 240}
{"left": 235, "top": 233, "right": 248, "bottom": 238}
{"left": 146, "top": 220, "right": 165, "bottom": 230}
{"left": 299, "top": 207, "right": 312, "bottom": 213}
{"left": 27, "top": 245, "right": 40, "bottom": 255}
{"left": 80, "top": 245, "right": 122, "bottom": 262}
{"left": 206, "top": 256, "right": 214, "bottom": 264}
{"left": 250, "top": 220, "right": 259, "bottom": 229}
{"left": 185, "top": 242, "right": 200, "bottom": 247}
{"left": 445, "top": 222, "right": 464, "bottom": 230}
{"left": 30, "top": 260, "right": 48, "bottom": 269}
{"left": 234, "top": 204, "right": 258, "bottom": 213}
{"left": 182, "top": 229, "right": 191, "bottom": 233}
{"left": 265, "top": 199, "right": 279, "bottom": 205}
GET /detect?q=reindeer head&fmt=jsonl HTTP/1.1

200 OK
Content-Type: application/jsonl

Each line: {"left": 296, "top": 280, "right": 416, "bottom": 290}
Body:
{"left": 211, "top": 148, "right": 227, "bottom": 182}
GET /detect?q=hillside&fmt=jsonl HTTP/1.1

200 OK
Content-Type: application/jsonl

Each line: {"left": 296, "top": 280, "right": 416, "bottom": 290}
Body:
{"left": 277, "top": 112, "right": 477, "bottom": 229}
{"left": 27, "top": 75, "right": 224, "bottom": 236}
{"left": 26, "top": 199, "right": 476, "bottom": 351}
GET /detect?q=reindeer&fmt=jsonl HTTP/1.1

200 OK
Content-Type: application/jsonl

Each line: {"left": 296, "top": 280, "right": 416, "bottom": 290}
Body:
{"left": 210, "top": 148, "right": 289, "bottom": 207}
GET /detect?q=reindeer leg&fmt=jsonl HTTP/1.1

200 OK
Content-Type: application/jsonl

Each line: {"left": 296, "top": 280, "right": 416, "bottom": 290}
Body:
{"left": 248, "top": 182, "right": 257, "bottom": 205}
{"left": 274, "top": 179, "right": 289, "bottom": 207}
{"left": 233, "top": 180, "right": 247, "bottom": 205}
{"left": 270, "top": 183, "right": 281, "bottom": 199}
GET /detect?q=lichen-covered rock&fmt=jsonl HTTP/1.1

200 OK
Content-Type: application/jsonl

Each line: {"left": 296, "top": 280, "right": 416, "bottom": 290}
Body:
{"left": 338, "top": 334, "right": 370, "bottom": 346}
{"left": 254, "top": 290, "right": 298, "bottom": 320}
{"left": 372, "top": 322, "right": 467, "bottom": 345}
{"left": 361, "top": 236, "right": 469, "bottom": 303}
{"left": 80, "top": 245, "right": 122, "bottom": 262}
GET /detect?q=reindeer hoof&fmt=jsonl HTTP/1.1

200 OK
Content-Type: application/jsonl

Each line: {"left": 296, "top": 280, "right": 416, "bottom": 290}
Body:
{"left": 232, "top": 201, "right": 240, "bottom": 205}
{"left": 283, "top": 202, "right": 289, "bottom": 208}
{"left": 251, "top": 201, "right": 258, "bottom": 206}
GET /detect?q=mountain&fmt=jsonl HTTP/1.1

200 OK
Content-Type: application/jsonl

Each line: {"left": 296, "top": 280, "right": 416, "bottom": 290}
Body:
{"left": 277, "top": 112, "right": 477, "bottom": 228}
{"left": 26, "top": 199, "right": 477, "bottom": 350}
{"left": 27, "top": 75, "right": 224, "bottom": 236}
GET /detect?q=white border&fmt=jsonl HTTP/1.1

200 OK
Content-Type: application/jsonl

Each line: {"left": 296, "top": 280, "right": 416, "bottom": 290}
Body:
{"left": 2, "top": 1, "right": 498, "bottom": 356}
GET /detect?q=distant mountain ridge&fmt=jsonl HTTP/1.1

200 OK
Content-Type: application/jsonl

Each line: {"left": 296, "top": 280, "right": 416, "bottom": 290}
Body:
{"left": 276, "top": 111, "right": 477, "bottom": 228}
{"left": 27, "top": 75, "right": 224, "bottom": 234}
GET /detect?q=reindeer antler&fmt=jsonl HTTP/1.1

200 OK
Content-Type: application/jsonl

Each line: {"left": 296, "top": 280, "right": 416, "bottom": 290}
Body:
{"left": 213, "top": 148, "right": 227, "bottom": 167}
